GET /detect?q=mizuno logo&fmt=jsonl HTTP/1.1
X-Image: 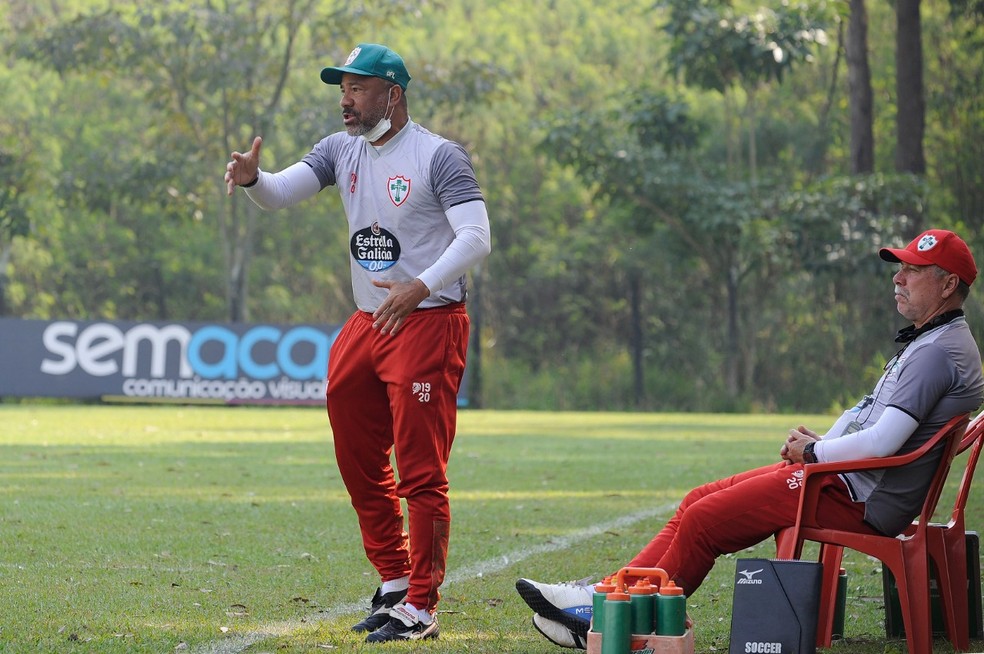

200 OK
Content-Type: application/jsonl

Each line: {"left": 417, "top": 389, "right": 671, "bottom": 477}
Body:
{"left": 737, "top": 568, "right": 764, "bottom": 584}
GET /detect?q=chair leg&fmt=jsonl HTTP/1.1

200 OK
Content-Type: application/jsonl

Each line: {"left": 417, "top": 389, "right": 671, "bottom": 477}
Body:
{"left": 814, "top": 543, "right": 843, "bottom": 647}
{"left": 775, "top": 528, "right": 802, "bottom": 559}
{"left": 896, "top": 550, "right": 935, "bottom": 654}
{"left": 934, "top": 528, "right": 970, "bottom": 651}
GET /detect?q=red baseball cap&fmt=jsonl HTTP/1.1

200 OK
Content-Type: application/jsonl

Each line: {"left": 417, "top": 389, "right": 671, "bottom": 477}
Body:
{"left": 879, "top": 229, "right": 978, "bottom": 286}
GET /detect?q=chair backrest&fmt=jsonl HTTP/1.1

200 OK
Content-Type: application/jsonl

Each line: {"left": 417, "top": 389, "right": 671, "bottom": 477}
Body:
{"left": 915, "top": 416, "right": 970, "bottom": 530}
{"left": 957, "top": 411, "right": 984, "bottom": 455}
{"left": 944, "top": 411, "right": 984, "bottom": 525}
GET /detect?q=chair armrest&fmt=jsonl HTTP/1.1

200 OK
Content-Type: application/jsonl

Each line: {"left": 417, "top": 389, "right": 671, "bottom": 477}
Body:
{"left": 791, "top": 413, "right": 969, "bottom": 534}
{"left": 803, "top": 413, "right": 968, "bottom": 477}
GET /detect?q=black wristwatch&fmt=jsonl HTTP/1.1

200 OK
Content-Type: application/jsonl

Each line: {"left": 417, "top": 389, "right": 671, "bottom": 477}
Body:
{"left": 803, "top": 442, "right": 817, "bottom": 464}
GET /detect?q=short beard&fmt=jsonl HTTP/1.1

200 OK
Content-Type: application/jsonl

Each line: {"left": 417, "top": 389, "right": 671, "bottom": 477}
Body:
{"left": 346, "top": 103, "right": 388, "bottom": 138}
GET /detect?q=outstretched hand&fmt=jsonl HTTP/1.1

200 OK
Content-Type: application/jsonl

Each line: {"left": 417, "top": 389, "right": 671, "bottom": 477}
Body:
{"left": 225, "top": 136, "right": 263, "bottom": 196}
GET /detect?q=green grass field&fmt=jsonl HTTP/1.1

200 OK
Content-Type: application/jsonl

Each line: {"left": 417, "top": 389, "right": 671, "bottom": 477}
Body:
{"left": 0, "top": 405, "right": 981, "bottom": 653}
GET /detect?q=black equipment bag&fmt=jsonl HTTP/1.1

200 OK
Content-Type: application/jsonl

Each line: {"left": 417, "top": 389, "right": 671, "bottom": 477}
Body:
{"left": 729, "top": 558, "right": 822, "bottom": 654}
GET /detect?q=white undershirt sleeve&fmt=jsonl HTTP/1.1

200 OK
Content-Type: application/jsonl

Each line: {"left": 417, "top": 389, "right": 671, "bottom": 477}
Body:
{"left": 243, "top": 163, "right": 322, "bottom": 210}
{"left": 416, "top": 200, "right": 492, "bottom": 293}
{"left": 814, "top": 406, "right": 920, "bottom": 462}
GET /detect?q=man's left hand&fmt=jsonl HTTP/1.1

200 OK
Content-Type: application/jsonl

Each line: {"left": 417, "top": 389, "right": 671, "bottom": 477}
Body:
{"left": 371, "top": 279, "right": 431, "bottom": 336}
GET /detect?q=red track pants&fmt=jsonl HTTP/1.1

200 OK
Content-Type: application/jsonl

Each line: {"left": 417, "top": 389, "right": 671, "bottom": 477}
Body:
{"left": 326, "top": 304, "right": 469, "bottom": 612}
{"left": 626, "top": 461, "right": 877, "bottom": 595}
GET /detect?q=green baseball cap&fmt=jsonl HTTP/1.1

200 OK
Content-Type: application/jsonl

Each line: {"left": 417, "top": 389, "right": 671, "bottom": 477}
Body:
{"left": 320, "top": 43, "right": 411, "bottom": 90}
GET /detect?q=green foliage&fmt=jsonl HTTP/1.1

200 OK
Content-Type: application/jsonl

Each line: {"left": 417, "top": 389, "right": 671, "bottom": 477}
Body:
{"left": 922, "top": 0, "right": 984, "bottom": 234}
{"left": 660, "top": 0, "right": 835, "bottom": 90}
{"left": 0, "top": 151, "right": 31, "bottom": 241}
{"left": 0, "top": 59, "right": 59, "bottom": 243}
{"left": 1, "top": 0, "right": 982, "bottom": 412}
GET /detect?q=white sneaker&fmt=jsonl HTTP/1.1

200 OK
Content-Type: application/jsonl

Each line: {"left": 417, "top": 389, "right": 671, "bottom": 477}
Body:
{"left": 533, "top": 613, "right": 587, "bottom": 649}
{"left": 516, "top": 577, "right": 592, "bottom": 640}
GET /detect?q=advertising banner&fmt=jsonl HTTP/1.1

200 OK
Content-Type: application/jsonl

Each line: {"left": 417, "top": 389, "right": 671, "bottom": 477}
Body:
{"left": 0, "top": 318, "right": 340, "bottom": 405}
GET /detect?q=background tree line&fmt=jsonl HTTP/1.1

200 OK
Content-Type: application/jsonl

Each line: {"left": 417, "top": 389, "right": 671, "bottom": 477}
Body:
{"left": 1, "top": 0, "right": 982, "bottom": 413}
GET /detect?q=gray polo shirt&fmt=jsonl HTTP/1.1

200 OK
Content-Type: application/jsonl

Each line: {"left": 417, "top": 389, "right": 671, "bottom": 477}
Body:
{"left": 302, "top": 121, "right": 484, "bottom": 312}
{"left": 843, "top": 316, "right": 983, "bottom": 534}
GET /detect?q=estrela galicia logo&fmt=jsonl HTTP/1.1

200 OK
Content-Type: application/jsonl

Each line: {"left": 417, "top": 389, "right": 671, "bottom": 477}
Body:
{"left": 351, "top": 221, "right": 401, "bottom": 272}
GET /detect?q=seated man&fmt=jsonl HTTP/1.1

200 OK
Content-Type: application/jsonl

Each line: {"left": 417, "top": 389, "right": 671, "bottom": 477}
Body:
{"left": 516, "top": 229, "right": 984, "bottom": 649}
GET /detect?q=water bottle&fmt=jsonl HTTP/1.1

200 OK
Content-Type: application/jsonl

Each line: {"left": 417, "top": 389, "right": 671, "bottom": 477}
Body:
{"left": 833, "top": 568, "right": 848, "bottom": 639}
{"left": 592, "top": 576, "right": 616, "bottom": 633}
{"left": 655, "top": 580, "right": 687, "bottom": 636}
{"left": 600, "top": 590, "right": 631, "bottom": 654}
{"left": 628, "top": 578, "right": 656, "bottom": 634}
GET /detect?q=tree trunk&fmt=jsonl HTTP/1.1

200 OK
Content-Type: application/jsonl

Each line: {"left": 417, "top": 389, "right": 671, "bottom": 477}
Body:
{"left": 151, "top": 260, "right": 168, "bottom": 320}
{"left": 725, "top": 264, "right": 741, "bottom": 397}
{"left": 228, "top": 266, "right": 244, "bottom": 323}
{"left": 847, "top": 0, "right": 875, "bottom": 174}
{"left": 629, "top": 268, "right": 645, "bottom": 409}
{"left": 228, "top": 239, "right": 249, "bottom": 324}
{"left": 746, "top": 86, "right": 758, "bottom": 187}
{"left": 894, "top": 0, "right": 926, "bottom": 175}
{"left": 220, "top": 190, "right": 257, "bottom": 324}
{"left": 724, "top": 89, "right": 740, "bottom": 180}
{"left": 0, "top": 242, "right": 9, "bottom": 316}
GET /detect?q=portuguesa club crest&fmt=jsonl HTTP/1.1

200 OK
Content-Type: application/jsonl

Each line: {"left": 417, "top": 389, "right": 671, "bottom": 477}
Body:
{"left": 388, "top": 175, "right": 411, "bottom": 206}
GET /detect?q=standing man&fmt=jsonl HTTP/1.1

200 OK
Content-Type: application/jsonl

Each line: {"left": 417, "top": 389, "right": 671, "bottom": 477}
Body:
{"left": 225, "top": 43, "right": 491, "bottom": 643}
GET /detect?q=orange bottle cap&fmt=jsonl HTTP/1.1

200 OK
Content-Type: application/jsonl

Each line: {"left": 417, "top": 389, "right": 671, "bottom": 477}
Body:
{"left": 595, "top": 576, "right": 617, "bottom": 593}
{"left": 629, "top": 578, "right": 657, "bottom": 594}
{"left": 659, "top": 580, "right": 685, "bottom": 596}
{"left": 606, "top": 591, "right": 631, "bottom": 601}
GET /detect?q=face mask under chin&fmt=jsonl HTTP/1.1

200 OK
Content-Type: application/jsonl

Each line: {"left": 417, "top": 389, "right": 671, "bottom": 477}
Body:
{"left": 361, "top": 117, "right": 392, "bottom": 143}
{"left": 360, "top": 87, "right": 397, "bottom": 143}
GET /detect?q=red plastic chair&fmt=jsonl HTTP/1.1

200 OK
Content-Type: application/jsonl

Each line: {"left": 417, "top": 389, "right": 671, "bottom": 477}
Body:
{"left": 775, "top": 413, "right": 970, "bottom": 654}
{"left": 922, "top": 411, "right": 984, "bottom": 651}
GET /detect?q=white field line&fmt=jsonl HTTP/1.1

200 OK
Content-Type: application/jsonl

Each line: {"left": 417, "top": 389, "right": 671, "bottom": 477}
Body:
{"left": 191, "top": 503, "right": 675, "bottom": 654}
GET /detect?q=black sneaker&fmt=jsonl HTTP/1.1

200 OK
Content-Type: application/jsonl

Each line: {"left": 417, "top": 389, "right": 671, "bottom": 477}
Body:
{"left": 365, "top": 604, "right": 440, "bottom": 642}
{"left": 351, "top": 587, "right": 408, "bottom": 632}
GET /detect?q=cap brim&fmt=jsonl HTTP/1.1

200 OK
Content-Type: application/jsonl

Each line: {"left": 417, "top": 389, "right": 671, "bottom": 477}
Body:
{"left": 879, "top": 247, "right": 934, "bottom": 266}
{"left": 320, "top": 65, "right": 372, "bottom": 85}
